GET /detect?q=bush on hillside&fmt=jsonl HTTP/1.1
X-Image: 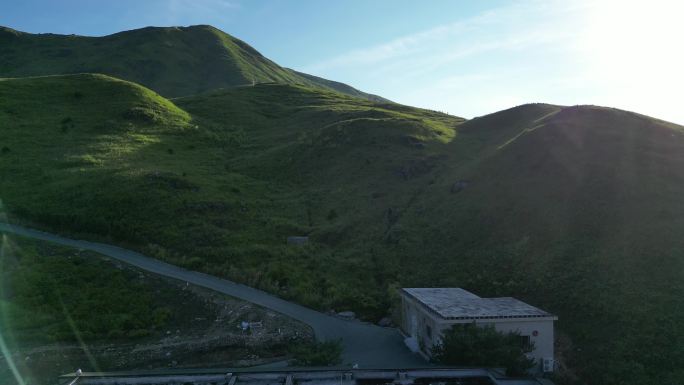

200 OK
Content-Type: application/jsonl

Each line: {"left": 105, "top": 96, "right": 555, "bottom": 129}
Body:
{"left": 431, "top": 323, "right": 535, "bottom": 376}
{"left": 2, "top": 244, "right": 171, "bottom": 343}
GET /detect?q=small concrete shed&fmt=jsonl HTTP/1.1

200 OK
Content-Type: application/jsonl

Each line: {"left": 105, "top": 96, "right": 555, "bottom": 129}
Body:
{"left": 400, "top": 288, "right": 557, "bottom": 373}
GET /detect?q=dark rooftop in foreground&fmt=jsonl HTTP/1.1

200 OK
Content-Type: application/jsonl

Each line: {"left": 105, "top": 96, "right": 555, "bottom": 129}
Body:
{"left": 401, "top": 288, "right": 556, "bottom": 320}
{"left": 60, "top": 367, "right": 552, "bottom": 385}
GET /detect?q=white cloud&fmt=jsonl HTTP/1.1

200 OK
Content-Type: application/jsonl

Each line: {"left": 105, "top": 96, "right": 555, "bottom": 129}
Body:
{"left": 303, "top": 1, "right": 583, "bottom": 75}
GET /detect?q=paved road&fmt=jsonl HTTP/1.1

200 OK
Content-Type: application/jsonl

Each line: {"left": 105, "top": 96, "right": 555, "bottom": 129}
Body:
{"left": 0, "top": 223, "right": 425, "bottom": 367}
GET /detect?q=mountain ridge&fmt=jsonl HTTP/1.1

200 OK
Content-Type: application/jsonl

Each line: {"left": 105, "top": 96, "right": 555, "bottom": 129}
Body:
{"left": 0, "top": 24, "right": 387, "bottom": 101}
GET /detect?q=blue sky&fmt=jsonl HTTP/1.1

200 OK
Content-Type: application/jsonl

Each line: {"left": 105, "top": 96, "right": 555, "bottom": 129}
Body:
{"left": 3, "top": 0, "right": 683, "bottom": 124}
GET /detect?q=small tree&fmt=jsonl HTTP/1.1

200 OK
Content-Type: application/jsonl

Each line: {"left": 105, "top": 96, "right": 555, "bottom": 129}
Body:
{"left": 431, "top": 323, "right": 535, "bottom": 376}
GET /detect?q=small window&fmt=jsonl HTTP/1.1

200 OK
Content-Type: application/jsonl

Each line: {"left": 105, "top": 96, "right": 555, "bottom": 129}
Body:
{"left": 520, "top": 335, "right": 531, "bottom": 349}
{"left": 426, "top": 325, "right": 433, "bottom": 339}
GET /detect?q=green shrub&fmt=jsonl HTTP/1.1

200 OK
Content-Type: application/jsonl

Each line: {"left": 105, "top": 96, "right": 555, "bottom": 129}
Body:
{"left": 289, "top": 340, "right": 342, "bottom": 367}
{"left": 1, "top": 241, "right": 170, "bottom": 344}
{"left": 432, "top": 323, "right": 535, "bottom": 376}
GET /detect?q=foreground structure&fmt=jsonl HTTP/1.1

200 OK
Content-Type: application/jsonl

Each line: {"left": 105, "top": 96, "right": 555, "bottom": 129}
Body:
{"left": 399, "top": 288, "right": 557, "bottom": 373}
{"left": 60, "top": 367, "right": 554, "bottom": 385}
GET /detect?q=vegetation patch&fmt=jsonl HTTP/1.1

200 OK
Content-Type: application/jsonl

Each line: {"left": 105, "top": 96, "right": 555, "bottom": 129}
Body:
{"left": 432, "top": 323, "right": 535, "bottom": 377}
{"left": 289, "top": 340, "right": 343, "bottom": 367}
{"left": 0, "top": 237, "right": 170, "bottom": 344}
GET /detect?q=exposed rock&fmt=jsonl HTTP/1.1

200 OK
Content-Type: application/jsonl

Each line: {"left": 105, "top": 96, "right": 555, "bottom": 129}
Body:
{"left": 287, "top": 236, "right": 309, "bottom": 245}
{"left": 337, "top": 311, "right": 356, "bottom": 320}
{"left": 377, "top": 317, "right": 392, "bottom": 327}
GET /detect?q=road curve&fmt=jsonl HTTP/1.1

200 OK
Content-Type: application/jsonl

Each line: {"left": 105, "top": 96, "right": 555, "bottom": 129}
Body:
{"left": 0, "top": 223, "right": 425, "bottom": 367}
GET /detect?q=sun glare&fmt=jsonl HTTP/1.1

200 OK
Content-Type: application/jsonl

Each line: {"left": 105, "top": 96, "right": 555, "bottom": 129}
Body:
{"left": 580, "top": 0, "right": 684, "bottom": 121}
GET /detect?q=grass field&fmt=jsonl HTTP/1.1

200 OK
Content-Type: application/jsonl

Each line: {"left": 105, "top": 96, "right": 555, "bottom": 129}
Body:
{"left": 0, "top": 74, "right": 463, "bottom": 315}
{"left": 1, "top": 73, "right": 684, "bottom": 384}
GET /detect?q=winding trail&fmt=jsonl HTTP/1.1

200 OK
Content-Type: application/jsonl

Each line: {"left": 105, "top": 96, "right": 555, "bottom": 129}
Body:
{"left": 0, "top": 223, "right": 425, "bottom": 367}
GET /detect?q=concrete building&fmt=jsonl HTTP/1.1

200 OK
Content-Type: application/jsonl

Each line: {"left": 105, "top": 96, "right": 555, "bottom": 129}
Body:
{"left": 400, "top": 288, "right": 557, "bottom": 373}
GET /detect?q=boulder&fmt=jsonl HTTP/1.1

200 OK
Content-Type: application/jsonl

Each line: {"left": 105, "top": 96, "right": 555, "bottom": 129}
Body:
{"left": 287, "top": 236, "right": 309, "bottom": 245}
{"left": 377, "top": 317, "right": 392, "bottom": 327}
{"left": 338, "top": 311, "right": 356, "bottom": 320}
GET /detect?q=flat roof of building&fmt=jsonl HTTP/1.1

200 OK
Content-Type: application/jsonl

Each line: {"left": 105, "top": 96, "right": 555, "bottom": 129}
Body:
{"left": 401, "top": 288, "right": 556, "bottom": 320}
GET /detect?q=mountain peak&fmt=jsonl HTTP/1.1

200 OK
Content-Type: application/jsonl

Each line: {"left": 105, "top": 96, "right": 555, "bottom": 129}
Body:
{"left": 0, "top": 25, "right": 383, "bottom": 101}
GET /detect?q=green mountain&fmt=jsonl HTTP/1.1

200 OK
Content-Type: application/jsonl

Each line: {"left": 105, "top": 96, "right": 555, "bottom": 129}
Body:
{"left": 0, "top": 25, "right": 387, "bottom": 101}
{"left": 2, "top": 30, "right": 684, "bottom": 385}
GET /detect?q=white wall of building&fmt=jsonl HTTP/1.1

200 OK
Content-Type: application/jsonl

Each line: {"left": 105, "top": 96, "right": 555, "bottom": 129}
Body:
{"left": 400, "top": 294, "right": 555, "bottom": 372}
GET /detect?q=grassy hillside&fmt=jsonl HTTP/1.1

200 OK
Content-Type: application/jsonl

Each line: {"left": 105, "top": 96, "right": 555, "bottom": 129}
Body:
{"left": 1, "top": 73, "right": 684, "bottom": 384}
{"left": 0, "top": 25, "right": 384, "bottom": 101}
{"left": 0, "top": 73, "right": 461, "bottom": 314}
{"left": 292, "top": 70, "right": 389, "bottom": 103}
{"left": 391, "top": 105, "right": 684, "bottom": 384}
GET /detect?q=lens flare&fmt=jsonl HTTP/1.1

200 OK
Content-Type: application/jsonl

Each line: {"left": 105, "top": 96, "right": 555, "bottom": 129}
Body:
{"left": 56, "top": 291, "right": 102, "bottom": 374}
{"left": 0, "top": 233, "right": 27, "bottom": 385}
